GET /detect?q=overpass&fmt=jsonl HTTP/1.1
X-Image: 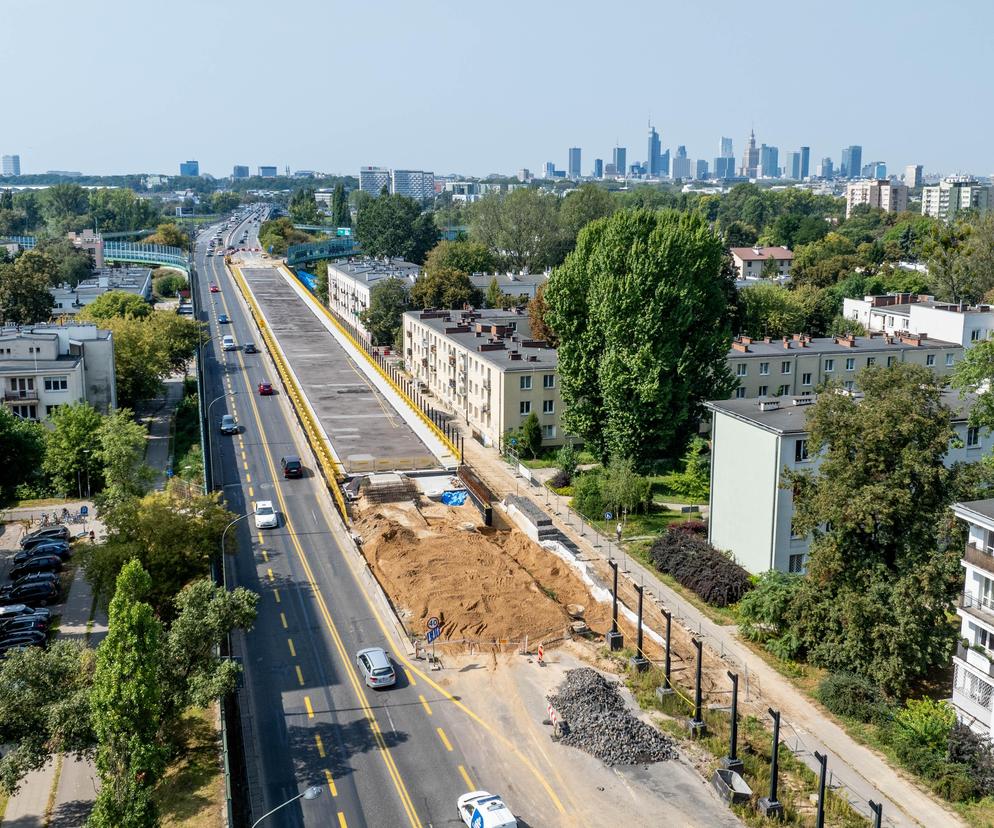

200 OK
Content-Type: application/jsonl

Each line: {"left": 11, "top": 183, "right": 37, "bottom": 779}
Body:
{"left": 1, "top": 235, "right": 189, "bottom": 272}
{"left": 285, "top": 236, "right": 359, "bottom": 265}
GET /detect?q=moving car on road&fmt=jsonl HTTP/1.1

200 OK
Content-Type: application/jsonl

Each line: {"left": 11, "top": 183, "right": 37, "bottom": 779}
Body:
{"left": 209, "top": 283, "right": 220, "bottom": 293}
{"left": 258, "top": 382, "right": 274, "bottom": 396}
{"left": 222, "top": 335, "right": 236, "bottom": 351}
{"left": 244, "top": 342, "right": 258, "bottom": 354}
{"left": 356, "top": 647, "right": 396, "bottom": 688}
{"left": 218, "top": 314, "right": 230, "bottom": 324}
{"left": 254, "top": 501, "right": 278, "bottom": 529}
{"left": 220, "top": 415, "right": 238, "bottom": 435}
{"left": 280, "top": 455, "right": 303, "bottom": 479}
{"left": 457, "top": 792, "right": 518, "bottom": 828}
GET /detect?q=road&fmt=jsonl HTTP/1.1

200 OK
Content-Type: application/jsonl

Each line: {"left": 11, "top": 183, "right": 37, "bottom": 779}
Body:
{"left": 195, "top": 216, "right": 562, "bottom": 828}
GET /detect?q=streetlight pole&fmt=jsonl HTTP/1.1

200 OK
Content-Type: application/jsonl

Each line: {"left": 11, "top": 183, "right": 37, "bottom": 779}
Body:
{"left": 206, "top": 392, "right": 233, "bottom": 491}
{"left": 250, "top": 785, "right": 321, "bottom": 828}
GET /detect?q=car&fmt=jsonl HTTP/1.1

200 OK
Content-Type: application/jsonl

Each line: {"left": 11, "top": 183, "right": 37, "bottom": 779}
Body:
{"left": 243, "top": 342, "right": 258, "bottom": 354}
{"left": 0, "top": 630, "right": 48, "bottom": 648}
{"left": 457, "top": 792, "right": 518, "bottom": 828}
{"left": 218, "top": 314, "right": 230, "bottom": 324}
{"left": 220, "top": 415, "right": 238, "bottom": 435}
{"left": 356, "top": 647, "right": 396, "bottom": 688}
{"left": 0, "top": 604, "right": 51, "bottom": 622}
{"left": 20, "top": 534, "right": 71, "bottom": 552}
{"left": 281, "top": 455, "right": 303, "bottom": 479}
{"left": 0, "top": 581, "right": 60, "bottom": 607}
{"left": 13, "top": 544, "right": 70, "bottom": 564}
{"left": 20, "top": 526, "right": 70, "bottom": 546}
{"left": 254, "top": 501, "right": 278, "bottom": 529}
{"left": 258, "top": 382, "right": 274, "bottom": 396}
{"left": 0, "top": 616, "right": 48, "bottom": 635}
{"left": 10, "top": 555, "right": 63, "bottom": 580}
{"left": 222, "top": 335, "right": 236, "bottom": 351}
{"left": 209, "top": 283, "right": 220, "bottom": 293}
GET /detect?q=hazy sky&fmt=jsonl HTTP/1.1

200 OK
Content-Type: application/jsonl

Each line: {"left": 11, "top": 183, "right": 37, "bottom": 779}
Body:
{"left": 3, "top": 0, "right": 992, "bottom": 178}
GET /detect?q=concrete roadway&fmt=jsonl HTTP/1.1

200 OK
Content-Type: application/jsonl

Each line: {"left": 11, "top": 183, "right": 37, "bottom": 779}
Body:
{"left": 196, "top": 218, "right": 562, "bottom": 827}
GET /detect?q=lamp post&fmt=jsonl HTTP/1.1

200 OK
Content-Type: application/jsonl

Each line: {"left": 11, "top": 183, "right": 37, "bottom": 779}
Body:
{"left": 82, "top": 449, "right": 92, "bottom": 499}
{"left": 206, "top": 392, "right": 234, "bottom": 490}
{"left": 217, "top": 509, "right": 256, "bottom": 587}
{"left": 250, "top": 785, "right": 321, "bottom": 827}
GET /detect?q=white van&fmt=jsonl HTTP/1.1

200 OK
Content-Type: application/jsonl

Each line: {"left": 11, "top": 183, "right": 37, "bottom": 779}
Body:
{"left": 222, "top": 335, "right": 236, "bottom": 351}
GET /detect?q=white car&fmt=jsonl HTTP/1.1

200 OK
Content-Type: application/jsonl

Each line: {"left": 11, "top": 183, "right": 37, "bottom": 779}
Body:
{"left": 457, "top": 792, "right": 517, "bottom": 828}
{"left": 254, "top": 501, "right": 278, "bottom": 529}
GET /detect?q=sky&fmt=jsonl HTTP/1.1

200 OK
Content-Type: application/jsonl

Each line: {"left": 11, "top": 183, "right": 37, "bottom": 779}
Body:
{"left": 3, "top": 0, "right": 993, "bottom": 179}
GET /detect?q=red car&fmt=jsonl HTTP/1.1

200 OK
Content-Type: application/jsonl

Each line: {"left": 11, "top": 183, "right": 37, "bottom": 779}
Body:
{"left": 258, "top": 382, "right": 274, "bottom": 396}
{"left": 209, "top": 283, "right": 220, "bottom": 293}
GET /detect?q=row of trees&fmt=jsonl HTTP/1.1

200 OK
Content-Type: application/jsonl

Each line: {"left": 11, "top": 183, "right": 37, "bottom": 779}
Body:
{"left": 0, "top": 185, "right": 163, "bottom": 237}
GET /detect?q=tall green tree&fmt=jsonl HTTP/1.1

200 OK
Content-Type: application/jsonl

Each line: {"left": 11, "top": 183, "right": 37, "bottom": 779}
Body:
{"left": 142, "top": 222, "right": 188, "bottom": 250}
{"left": 470, "top": 189, "right": 564, "bottom": 270}
{"left": 558, "top": 184, "right": 616, "bottom": 251}
{"left": 0, "top": 407, "right": 45, "bottom": 503}
{"left": 0, "top": 253, "right": 56, "bottom": 324}
{"left": 926, "top": 222, "right": 973, "bottom": 303}
{"left": 354, "top": 194, "right": 438, "bottom": 264}
{"left": 485, "top": 276, "right": 504, "bottom": 308}
{"left": 79, "top": 290, "right": 151, "bottom": 321}
{"left": 739, "top": 282, "right": 813, "bottom": 338}
{"left": 331, "top": 183, "right": 351, "bottom": 227}
{"left": 359, "top": 278, "right": 411, "bottom": 346}
{"left": 409, "top": 267, "right": 482, "bottom": 309}
{"left": 288, "top": 187, "right": 321, "bottom": 225}
{"left": 953, "top": 338, "right": 994, "bottom": 429}
{"left": 423, "top": 240, "right": 496, "bottom": 278}
{"left": 42, "top": 183, "right": 90, "bottom": 231}
{"left": 34, "top": 237, "right": 94, "bottom": 288}
{"left": 89, "top": 561, "right": 166, "bottom": 828}
{"left": 43, "top": 403, "right": 104, "bottom": 496}
{"left": 97, "top": 409, "right": 151, "bottom": 508}
{"left": 545, "top": 208, "right": 736, "bottom": 464}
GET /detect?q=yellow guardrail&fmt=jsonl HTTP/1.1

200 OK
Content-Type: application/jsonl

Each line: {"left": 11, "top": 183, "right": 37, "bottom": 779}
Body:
{"left": 278, "top": 264, "right": 460, "bottom": 461}
{"left": 228, "top": 264, "right": 351, "bottom": 523}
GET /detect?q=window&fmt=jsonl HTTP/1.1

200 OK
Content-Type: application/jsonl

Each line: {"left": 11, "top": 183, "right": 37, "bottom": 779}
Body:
{"left": 519, "top": 376, "right": 532, "bottom": 390}
{"left": 736, "top": 363, "right": 747, "bottom": 377}
{"left": 519, "top": 401, "right": 531, "bottom": 415}
{"left": 887, "top": 356, "right": 896, "bottom": 367}
{"left": 843, "top": 380, "right": 855, "bottom": 390}
{"left": 866, "top": 357, "right": 875, "bottom": 366}
{"left": 543, "top": 399, "right": 555, "bottom": 414}
{"left": 795, "top": 439, "right": 809, "bottom": 462}
{"left": 543, "top": 374, "right": 555, "bottom": 389}
{"left": 758, "top": 385, "right": 768, "bottom": 396}
{"left": 759, "top": 362, "right": 769, "bottom": 375}
{"left": 11, "top": 404, "right": 37, "bottom": 420}
{"left": 824, "top": 358, "right": 834, "bottom": 372}
{"left": 845, "top": 357, "right": 855, "bottom": 371}
{"left": 735, "top": 387, "right": 746, "bottom": 399}
{"left": 926, "top": 354, "right": 936, "bottom": 366}
{"left": 972, "top": 329, "right": 982, "bottom": 342}
{"left": 45, "top": 405, "right": 60, "bottom": 417}
{"left": 788, "top": 554, "right": 806, "bottom": 574}
{"left": 542, "top": 424, "right": 557, "bottom": 439}
{"left": 968, "top": 426, "right": 981, "bottom": 448}
{"left": 776, "top": 384, "right": 788, "bottom": 396}
{"left": 947, "top": 353, "right": 955, "bottom": 367}
{"left": 781, "top": 361, "right": 791, "bottom": 374}
{"left": 43, "top": 376, "right": 68, "bottom": 392}
{"left": 802, "top": 372, "right": 812, "bottom": 386}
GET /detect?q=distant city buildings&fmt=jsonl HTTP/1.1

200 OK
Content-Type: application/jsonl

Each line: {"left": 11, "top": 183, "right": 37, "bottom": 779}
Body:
{"left": 1, "top": 154, "right": 21, "bottom": 176}
{"left": 730, "top": 246, "right": 793, "bottom": 280}
{"left": 922, "top": 177, "right": 992, "bottom": 221}
{"left": 800, "top": 146, "right": 810, "bottom": 179}
{"left": 844, "top": 179, "right": 908, "bottom": 218}
{"left": 785, "top": 151, "right": 802, "bottom": 180}
{"left": 671, "top": 145, "right": 691, "bottom": 179}
{"left": 179, "top": 160, "right": 199, "bottom": 177}
{"left": 257, "top": 166, "right": 278, "bottom": 178}
{"left": 905, "top": 164, "right": 923, "bottom": 188}
{"left": 612, "top": 147, "right": 627, "bottom": 178}
{"left": 232, "top": 165, "right": 249, "bottom": 179}
{"left": 695, "top": 159, "right": 709, "bottom": 180}
{"left": 741, "top": 130, "right": 759, "bottom": 178}
{"left": 840, "top": 145, "right": 862, "bottom": 179}
{"left": 592, "top": 158, "right": 603, "bottom": 178}
{"left": 517, "top": 168, "right": 530, "bottom": 182}
{"left": 359, "top": 166, "right": 391, "bottom": 194}
{"left": 758, "top": 144, "right": 779, "bottom": 178}
{"left": 860, "top": 161, "right": 886, "bottom": 179}
{"left": 568, "top": 147, "right": 581, "bottom": 179}
{"left": 392, "top": 169, "right": 435, "bottom": 201}
{"left": 647, "top": 126, "right": 664, "bottom": 177}
{"left": 818, "top": 157, "right": 834, "bottom": 178}
{"left": 714, "top": 137, "right": 735, "bottom": 179}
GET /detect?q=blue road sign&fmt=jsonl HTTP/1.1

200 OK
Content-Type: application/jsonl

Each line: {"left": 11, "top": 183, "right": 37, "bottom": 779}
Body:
{"left": 80, "top": 505, "right": 89, "bottom": 516}
{"left": 426, "top": 626, "right": 441, "bottom": 645}
{"left": 471, "top": 808, "right": 484, "bottom": 828}
{"left": 604, "top": 511, "right": 612, "bottom": 520}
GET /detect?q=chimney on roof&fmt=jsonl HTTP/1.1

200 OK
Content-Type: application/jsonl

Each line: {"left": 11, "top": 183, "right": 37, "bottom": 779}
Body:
{"left": 759, "top": 399, "right": 780, "bottom": 412}
{"left": 782, "top": 337, "right": 791, "bottom": 349}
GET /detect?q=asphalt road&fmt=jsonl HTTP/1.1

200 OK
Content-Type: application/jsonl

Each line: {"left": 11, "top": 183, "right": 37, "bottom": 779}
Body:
{"left": 195, "top": 217, "right": 484, "bottom": 828}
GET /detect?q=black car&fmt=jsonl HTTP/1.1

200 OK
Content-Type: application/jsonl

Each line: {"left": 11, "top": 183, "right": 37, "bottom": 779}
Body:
{"left": 20, "top": 534, "right": 72, "bottom": 553}
{"left": 244, "top": 342, "right": 258, "bottom": 354}
{"left": 0, "top": 630, "right": 47, "bottom": 648}
{"left": 0, "top": 604, "right": 51, "bottom": 622}
{"left": 0, "top": 581, "right": 59, "bottom": 607}
{"left": 13, "top": 543, "right": 71, "bottom": 564}
{"left": 12, "top": 571, "right": 60, "bottom": 586}
{"left": 281, "top": 455, "right": 303, "bottom": 479}
{"left": 9, "top": 555, "right": 63, "bottom": 580}
{"left": 20, "top": 526, "right": 70, "bottom": 547}
{"left": 0, "top": 616, "right": 48, "bottom": 635}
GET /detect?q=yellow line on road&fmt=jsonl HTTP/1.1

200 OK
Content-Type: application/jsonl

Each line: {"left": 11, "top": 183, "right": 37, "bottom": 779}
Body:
{"left": 257, "top": 532, "right": 263, "bottom": 544}
{"left": 246, "top": 472, "right": 251, "bottom": 482}
{"left": 338, "top": 813, "right": 347, "bottom": 828}
{"left": 305, "top": 696, "right": 314, "bottom": 718}
{"left": 418, "top": 695, "right": 432, "bottom": 716}
{"left": 287, "top": 638, "right": 296, "bottom": 657}
{"left": 261, "top": 550, "right": 268, "bottom": 562}
{"left": 458, "top": 765, "right": 474, "bottom": 791}
{"left": 295, "top": 665, "right": 304, "bottom": 686}
{"left": 248, "top": 486, "right": 254, "bottom": 497}
{"left": 279, "top": 611, "right": 287, "bottom": 628}
{"left": 273, "top": 588, "right": 280, "bottom": 603}
{"left": 404, "top": 669, "right": 416, "bottom": 686}
{"left": 243, "top": 461, "right": 248, "bottom": 471}
{"left": 437, "top": 727, "right": 453, "bottom": 752}
{"left": 324, "top": 768, "right": 337, "bottom": 796}
{"left": 315, "top": 733, "right": 326, "bottom": 758}
{"left": 266, "top": 568, "right": 274, "bottom": 582}
{"left": 241, "top": 450, "right": 246, "bottom": 460}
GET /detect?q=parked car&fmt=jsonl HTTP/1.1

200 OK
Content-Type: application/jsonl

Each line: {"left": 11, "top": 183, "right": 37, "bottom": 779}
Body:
{"left": 244, "top": 342, "right": 258, "bottom": 354}
{"left": 220, "top": 415, "right": 238, "bottom": 434}
{"left": 0, "top": 630, "right": 47, "bottom": 648}
{"left": 258, "top": 382, "right": 274, "bottom": 396}
{"left": 13, "top": 543, "right": 70, "bottom": 564}
{"left": 19, "top": 535, "right": 71, "bottom": 553}
{"left": 254, "top": 501, "right": 278, "bottom": 529}
{"left": 356, "top": 647, "right": 396, "bottom": 688}
{"left": 281, "top": 455, "right": 303, "bottom": 479}
{"left": 0, "top": 581, "right": 59, "bottom": 607}
{"left": 9, "top": 555, "right": 63, "bottom": 580}
{"left": 0, "top": 604, "right": 51, "bottom": 622}
{"left": 20, "top": 526, "right": 70, "bottom": 547}
{"left": 0, "top": 616, "right": 48, "bottom": 635}
{"left": 12, "top": 572, "right": 60, "bottom": 587}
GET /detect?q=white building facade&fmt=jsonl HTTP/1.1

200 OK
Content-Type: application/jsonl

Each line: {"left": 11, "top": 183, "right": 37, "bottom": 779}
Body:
{"left": 391, "top": 170, "right": 435, "bottom": 202}
{"left": 844, "top": 179, "right": 908, "bottom": 218}
{"left": 730, "top": 247, "right": 793, "bottom": 280}
{"left": 326, "top": 259, "right": 420, "bottom": 341}
{"left": 922, "top": 178, "right": 992, "bottom": 221}
{"left": 358, "top": 166, "right": 391, "bottom": 195}
{"left": 843, "top": 293, "right": 994, "bottom": 348}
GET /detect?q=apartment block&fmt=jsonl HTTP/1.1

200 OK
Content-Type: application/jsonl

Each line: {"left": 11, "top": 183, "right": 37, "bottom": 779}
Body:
{"left": 727, "top": 332, "right": 962, "bottom": 399}
{"left": 844, "top": 179, "right": 908, "bottom": 218}
{"left": 922, "top": 177, "right": 992, "bottom": 221}
{"left": 326, "top": 258, "right": 420, "bottom": 341}
{"left": 51, "top": 268, "right": 152, "bottom": 317}
{"left": 468, "top": 271, "right": 548, "bottom": 303}
{"left": 391, "top": 169, "right": 435, "bottom": 202}
{"left": 730, "top": 246, "right": 793, "bottom": 280}
{"left": 404, "top": 308, "right": 563, "bottom": 449}
{"left": 0, "top": 323, "right": 116, "bottom": 420}
{"left": 707, "top": 389, "right": 988, "bottom": 574}
{"left": 843, "top": 293, "right": 994, "bottom": 348}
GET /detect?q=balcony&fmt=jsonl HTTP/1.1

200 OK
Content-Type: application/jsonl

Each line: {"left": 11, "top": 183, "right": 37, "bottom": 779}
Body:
{"left": 960, "top": 592, "right": 994, "bottom": 626}
{"left": 448, "top": 355, "right": 456, "bottom": 366}
{"left": 3, "top": 389, "right": 39, "bottom": 402}
{"left": 964, "top": 544, "right": 994, "bottom": 577}
{"left": 952, "top": 685, "right": 994, "bottom": 727}
{"left": 957, "top": 641, "right": 994, "bottom": 679}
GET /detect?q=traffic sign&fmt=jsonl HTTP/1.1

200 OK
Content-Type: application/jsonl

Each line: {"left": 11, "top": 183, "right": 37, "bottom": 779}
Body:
{"left": 80, "top": 506, "right": 89, "bottom": 516}
{"left": 471, "top": 807, "right": 484, "bottom": 828}
{"left": 426, "top": 626, "right": 441, "bottom": 645}
{"left": 604, "top": 511, "right": 612, "bottom": 520}
{"left": 427, "top": 616, "right": 440, "bottom": 630}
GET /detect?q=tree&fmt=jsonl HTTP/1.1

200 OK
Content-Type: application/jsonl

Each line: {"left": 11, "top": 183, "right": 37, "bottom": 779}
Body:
{"left": 545, "top": 208, "right": 736, "bottom": 465}
{"left": 288, "top": 187, "right": 321, "bottom": 225}
{"left": 409, "top": 267, "right": 482, "bottom": 309}
{"left": 43, "top": 403, "right": 104, "bottom": 496}
{"left": 0, "top": 254, "right": 55, "bottom": 324}
{"left": 527, "top": 282, "right": 557, "bottom": 346}
{"left": 331, "top": 183, "right": 350, "bottom": 227}
{"left": 88, "top": 189, "right": 160, "bottom": 233}
{"left": 354, "top": 194, "right": 438, "bottom": 264}
{"left": 760, "top": 255, "right": 781, "bottom": 279}
{"left": 738, "top": 282, "right": 811, "bottom": 338}
{"left": 470, "top": 189, "right": 564, "bottom": 270}
{"left": 42, "top": 183, "right": 90, "bottom": 231}
{"left": 953, "top": 338, "right": 994, "bottom": 429}
{"left": 142, "top": 222, "right": 188, "bottom": 250}
{"left": 506, "top": 412, "right": 542, "bottom": 459}
{"left": 556, "top": 441, "right": 579, "bottom": 483}
{"left": 558, "top": 184, "right": 616, "bottom": 251}
{"left": 600, "top": 455, "right": 651, "bottom": 515}
{"left": 152, "top": 271, "right": 186, "bottom": 298}
{"left": 34, "top": 237, "right": 94, "bottom": 288}
{"left": 485, "top": 276, "right": 504, "bottom": 309}
{"left": 97, "top": 409, "right": 151, "bottom": 508}
{"left": 423, "top": 240, "right": 496, "bottom": 278}
{"left": 0, "top": 407, "right": 45, "bottom": 503}
{"left": 312, "top": 259, "right": 330, "bottom": 305}
{"left": 208, "top": 191, "right": 241, "bottom": 215}
{"left": 926, "top": 222, "right": 973, "bottom": 303}
{"left": 89, "top": 561, "right": 166, "bottom": 828}
{"left": 662, "top": 436, "right": 711, "bottom": 501}
{"left": 79, "top": 290, "right": 151, "bottom": 321}
{"left": 144, "top": 311, "right": 201, "bottom": 374}
{"left": 258, "top": 218, "right": 314, "bottom": 255}
{"left": 359, "top": 278, "right": 411, "bottom": 346}
{"left": 722, "top": 220, "right": 759, "bottom": 248}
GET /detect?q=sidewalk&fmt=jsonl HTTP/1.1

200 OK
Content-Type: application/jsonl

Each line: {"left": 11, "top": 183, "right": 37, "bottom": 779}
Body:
{"left": 136, "top": 373, "right": 186, "bottom": 489}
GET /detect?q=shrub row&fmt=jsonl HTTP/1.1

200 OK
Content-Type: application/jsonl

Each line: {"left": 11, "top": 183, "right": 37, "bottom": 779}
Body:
{"left": 647, "top": 525, "right": 752, "bottom": 607}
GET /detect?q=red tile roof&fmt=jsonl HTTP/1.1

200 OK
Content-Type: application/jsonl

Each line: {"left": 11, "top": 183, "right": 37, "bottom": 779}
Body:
{"left": 731, "top": 246, "right": 794, "bottom": 261}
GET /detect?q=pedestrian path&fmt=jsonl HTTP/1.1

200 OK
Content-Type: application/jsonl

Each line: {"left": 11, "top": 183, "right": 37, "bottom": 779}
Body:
{"left": 137, "top": 373, "right": 186, "bottom": 489}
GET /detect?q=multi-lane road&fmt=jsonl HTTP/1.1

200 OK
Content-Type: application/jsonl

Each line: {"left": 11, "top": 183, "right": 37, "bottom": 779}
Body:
{"left": 193, "top": 216, "right": 567, "bottom": 827}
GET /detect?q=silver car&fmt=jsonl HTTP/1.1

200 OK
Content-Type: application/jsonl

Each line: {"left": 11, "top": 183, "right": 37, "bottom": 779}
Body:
{"left": 356, "top": 647, "right": 396, "bottom": 688}
{"left": 220, "top": 414, "right": 238, "bottom": 434}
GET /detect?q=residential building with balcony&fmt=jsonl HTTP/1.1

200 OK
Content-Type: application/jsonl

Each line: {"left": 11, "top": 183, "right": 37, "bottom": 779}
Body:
{"left": 844, "top": 179, "right": 908, "bottom": 218}
{"left": 730, "top": 246, "right": 793, "bottom": 280}
{"left": 326, "top": 258, "right": 420, "bottom": 341}
{"left": 843, "top": 293, "right": 994, "bottom": 349}
{"left": 727, "top": 332, "right": 961, "bottom": 400}
{"left": 950, "top": 499, "right": 994, "bottom": 736}
{"left": 706, "top": 389, "right": 988, "bottom": 574}
{"left": 922, "top": 177, "right": 992, "bottom": 221}
{"left": 403, "top": 308, "right": 563, "bottom": 450}
{"left": 0, "top": 323, "right": 116, "bottom": 420}
{"left": 50, "top": 267, "right": 152, "bottom": 317}
{"left": 467, "top": 271, "right": 549, "bottom": 303}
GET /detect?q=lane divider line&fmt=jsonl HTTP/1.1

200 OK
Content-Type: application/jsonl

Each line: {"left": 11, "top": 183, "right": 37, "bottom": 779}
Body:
{"left": 315, "top": 733, "right": 326, "bottom": 758}
{"left": 295, "top": 665, "right": 304, "bottom": 686}
{"left": 458, "top": 765, "right": 474, "bottom": 791}
{"left": 305, "top": 696, "right": 314, "bottom": 719}
{"left": 287, "top": 638, "right": 296, "bottom": 658}
{"left": 418, "top": 695, "right": 432, "bottom": 716}
{"left": 437, "top": 727, "right": 453, "bottom": 752}
{"left": 324, "top": 768, "right": 337, "bottom": 796}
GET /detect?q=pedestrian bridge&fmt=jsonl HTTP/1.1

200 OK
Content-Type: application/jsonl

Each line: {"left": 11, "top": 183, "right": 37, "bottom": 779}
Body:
{"left": 286, "top": 237, "right": 360, "bottom": 266}
{"left": 1, "top": 236, "right": 189, "bottom": 272}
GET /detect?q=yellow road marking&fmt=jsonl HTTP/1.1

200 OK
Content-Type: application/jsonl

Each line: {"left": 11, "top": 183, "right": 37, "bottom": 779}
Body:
{"left": 418, "top": 694, "right": 432, "bottom": 716}
{"left": 273, "top": 588, "right": 280, "bottom": 603}
{"left": 243, "top": 461, "right": 248, "bottom": 471}
{"left": 458, "top": 765, "right": 474, "bottom": 790}
{"left": 295, "top": 665, "right": 304, "bottom": 686}
{"left": 324, "top": 768, "right": 337, "bottom": 796}
{"left": 337, "top": 813, "right": 347, "bottom": 828}
{"left": 261, "top": 550, "right": 268, "bottom": 562}
{"left": 279, "top": 611, "right": 287, "bottom": 628}
{"left": 248, "top": 486, "right": 254, "bottom": 497}
{"left": 315, "top": 733, "right": 325, "bottom": 758}
{"left": 437, "top": 727, "right": 453, "bottom": 752}
{"left": 241, "top": 450, "right": 246, "bottom": 460}
{"left": 305, "top": 696, "right": 314, "bottom": 718}
{"left": 257, "top": 532, "right": 263, "bottom": 544}
{"left": 287, "top": 638, "right": 296, "bottom": 657}
{"left": 266, "top": 568, "right": 274, "bottom": 582}
{"left": 404, "top": 669, "right": 416, "bottom": 686}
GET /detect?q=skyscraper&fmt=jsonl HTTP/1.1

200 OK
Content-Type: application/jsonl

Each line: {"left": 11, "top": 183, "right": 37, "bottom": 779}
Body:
{"left": 647, "top": 125, "right": 663, "bottom": 177}
{"left": 660, "top": 148, "right": 670, "bottom": 176}
{"left": 695, "top": 159, "right": 709, "bottom": 180}
{"left": 544, "top": 161, "right": 556, "bottom": 179}
{"left": 840, "top": 145, "right": 862, "bottom": 179}
{"left": 785, "top": 151, "right": 802, "bottom": 180}
{"left": 720, "top": 137, "right": 734, "bottom": 158}
{"left": 671, "top": 145, "right": 691, "bottom": 179}
{"left": 800, "top": 146, "right": 810, "bottom": 179}
{"left": 758, "top": 144, "right": 779, "bottom": 178}
{"left": 593, "top": 158, "right": 604, "bottom": 178}
{"left": 612, "top": 147, "right": 627, "bottom": 178}
{"left": 359, "top": 166, "right": 391, "bottom": 194}
{"left": 1, "top": 155, "right": 21, "bottom": 176}
{"left": 905, "top": 164, "right": 923, "bottom": 188}
{"left": 232, "top": 165, "right": 249, "bottom": 179}
{"left": 567, "top": 148, "right": 581, "bottom": 179}
{"left": 392, "top": 170, "right": 435, "bottom": 201}
{"left": 819, "top": 157, "right": 834, "bottom": 178}
{"left": 179, "top": 160, "right": 199, "bottom": 177}
{"left": 741, "top": 130, "right": 759, "bottom": 178}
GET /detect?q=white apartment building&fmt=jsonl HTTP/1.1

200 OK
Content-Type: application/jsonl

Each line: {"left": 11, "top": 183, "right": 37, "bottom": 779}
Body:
{"left": 843, "top": 293, "right": 994, "bottom": 348}
{"left": 844, "top": 179, "right": 908, "bottom": 218}
{"left": 391, "top": 170, "right": 435, "bottom": 202}
{"left": 727, "top": 332, "right": 962, "bottom": 399}
{"left": 707, "top": 389, "right": 989, "bottom": 574}
{"left": 922, "top": 177, "right": 992, "bottom": 221}
{"left": 326, "top": 258, "right": 420, "bottom": 341}
{"left": 0, "top": 323, "right": 116, "bottom": 420}
{"left": 730, "top": 246, "right": 793, "bottom": 280}
{"left": 50, "top": 268, "right": 153, "bottom": 317}
{"left": 358, "top": 166, "right": 391, "bottom": 195}
{"left": 404, "top": 308, "right": 564, "bottom": 449}
{"left": 468, "top": 271, "right": 549, "bottom": 303}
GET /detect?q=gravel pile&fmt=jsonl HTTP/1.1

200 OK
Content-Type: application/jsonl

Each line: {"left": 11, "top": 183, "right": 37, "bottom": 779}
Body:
{"left": 547, "top": 668, "right": 677, "bottom": 766}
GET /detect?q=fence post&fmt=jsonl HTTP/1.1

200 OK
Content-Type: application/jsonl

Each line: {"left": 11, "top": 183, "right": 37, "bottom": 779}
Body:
{"left": 606, "top": 561, "right": 623, "bottom": 651}
{"left": 688, "top": 638, "right": 706, "bottom": 737}
{"left": 814, "top": 751, "right": 828, "bottom": 828}
{"left": 720, "top": 672, "right": 743, "bottom": 774}
{"left": 758, "top": 708, "right": 784, "bottom": 819}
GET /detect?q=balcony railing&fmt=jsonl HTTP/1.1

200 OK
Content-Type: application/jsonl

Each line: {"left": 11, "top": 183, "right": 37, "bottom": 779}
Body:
{"left": 3, "top": 390, "right": 38, "bottom": 402}
{"left": 964, "top": 544, "right": 994, "bottom": 577}
{"left": 960, "top": 592, "right": 994, "bottom": 625}
{"left": 957, "top": 641, "right": 994, "bottom": 678}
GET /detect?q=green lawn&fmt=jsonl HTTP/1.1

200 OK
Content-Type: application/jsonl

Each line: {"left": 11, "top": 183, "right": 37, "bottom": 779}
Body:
{"left": 513, "top": 446, "right": 598, "bottom": 470}
{"left": 155, "top": 707, "right": 224, "bottom": 828}
{"left": 173, "top": 392, "right": 203, "bottom": 485}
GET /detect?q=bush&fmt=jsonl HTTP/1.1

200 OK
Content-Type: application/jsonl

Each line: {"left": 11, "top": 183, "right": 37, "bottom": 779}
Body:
{"left": 669, "top": 518, "right": 706, "bottom": 536}
{"left": 817, "top": 672, "right": 889, "bottom": 724}
{"left": 889, "top": 698, "right": 958, "bottom": 781}
{"left": 648, "top": 527, "right": 752, "bottom": 607}
{"left": 548, "top": 470, "right": 570, "bottom": 489}
{"left": 948, "top": 722, "right": 994, "bottom": 797}
{"left": 572, "top": 472, "right": 604, "bottom": 519}
{"left": 153, "top": 272, "right": 186, "bottom": 298}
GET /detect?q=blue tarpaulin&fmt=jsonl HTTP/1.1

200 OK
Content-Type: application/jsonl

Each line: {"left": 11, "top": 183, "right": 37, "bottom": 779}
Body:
{"left": 294, "top": 269, "right": 317, "bottom": 293}
{"left": 440, "top": 490, "right": 468, "bottom": 506}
